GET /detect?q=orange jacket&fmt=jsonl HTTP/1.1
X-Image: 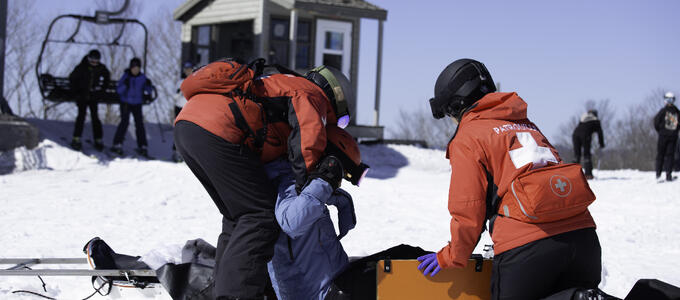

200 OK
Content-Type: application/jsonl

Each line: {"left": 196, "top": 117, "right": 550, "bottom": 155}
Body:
{"left": 436, "top": 92, "right": 596, "bottom": 269}
{"left": 176, "top": 64, "right": 335, "bottom": 186}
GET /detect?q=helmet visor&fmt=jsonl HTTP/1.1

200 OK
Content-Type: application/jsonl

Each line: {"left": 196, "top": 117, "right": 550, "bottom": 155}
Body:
{"left": 337, "top": 115, "right": 350, "bottom": 129}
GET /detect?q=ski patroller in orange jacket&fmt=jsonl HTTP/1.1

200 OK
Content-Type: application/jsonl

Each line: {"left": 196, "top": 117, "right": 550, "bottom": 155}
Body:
{"left": 436, "top": 92, "right": 596, "bottom": 269}
{"left": 176, "top": 62, "right": 336, "bottom": 184}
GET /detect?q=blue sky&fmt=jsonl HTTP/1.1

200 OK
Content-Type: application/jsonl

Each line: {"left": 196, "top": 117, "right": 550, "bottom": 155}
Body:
{"left": 354, "top": 0, "right": 680, "bottom": 139}
{"left": 36, "top": 0, "right": 680, "bottom": 139}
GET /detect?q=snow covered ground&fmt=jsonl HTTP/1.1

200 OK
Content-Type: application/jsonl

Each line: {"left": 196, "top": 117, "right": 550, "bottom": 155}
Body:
{"left": 1, "top": 120, "right": 679, "bottom": 299}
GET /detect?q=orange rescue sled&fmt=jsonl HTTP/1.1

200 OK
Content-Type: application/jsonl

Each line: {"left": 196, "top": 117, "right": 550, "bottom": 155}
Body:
{"left": 376, "top": 257, "right": 492, "bottom": 300}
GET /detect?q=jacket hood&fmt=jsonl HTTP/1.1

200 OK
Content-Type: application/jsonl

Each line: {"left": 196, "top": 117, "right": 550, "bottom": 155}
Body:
{"left": 181, "top": 61, "right": 254, "bottom": 100}
{"left": 461, "top": 92, "right": 528, "bottom": 122}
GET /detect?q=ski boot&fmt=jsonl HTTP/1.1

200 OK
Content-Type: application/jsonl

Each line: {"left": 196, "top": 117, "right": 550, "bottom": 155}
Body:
{"left": 110, "top": 144, "right": 123, "bottom": 156}
{"left": 136, "top": 146, "right": 149, "bottom": 158}
{"left": 70, "top": 137, "right": 82, "bottom": 151}
{"left": 171, "top": 150, "right": 184, "bottom": 163}
{"left": 93, "top": 139, "right": 104, "bottom": 152}
{"left": 572, "top": 288, "right": 621, "bottom": 300}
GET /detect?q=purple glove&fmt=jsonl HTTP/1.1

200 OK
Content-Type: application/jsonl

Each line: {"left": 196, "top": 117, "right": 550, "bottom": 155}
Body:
{"left": 417, "top": 253, "right": 441, "bottom": 277}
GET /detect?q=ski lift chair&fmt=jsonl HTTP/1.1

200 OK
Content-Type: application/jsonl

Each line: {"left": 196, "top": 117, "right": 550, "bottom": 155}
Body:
{"left": 36, "top": 14, "right": 157, "bottom": 107}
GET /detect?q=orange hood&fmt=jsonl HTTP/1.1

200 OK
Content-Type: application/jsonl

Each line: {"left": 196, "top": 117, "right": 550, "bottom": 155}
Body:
{"left": 181, "top": 61, "right": 254, "bottom": 101}
{"left": 461, "top": 92, "right": 528, "bottom": 122}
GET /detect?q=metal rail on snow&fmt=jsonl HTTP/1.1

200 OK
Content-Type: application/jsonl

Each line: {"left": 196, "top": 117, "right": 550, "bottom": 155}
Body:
{"left": 0, "top": 258, "right": 157, "bottom": 277}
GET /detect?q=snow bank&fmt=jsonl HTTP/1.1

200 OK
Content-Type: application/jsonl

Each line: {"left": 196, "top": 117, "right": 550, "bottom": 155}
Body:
{"left": 1, "top": 131, "right": 679, "bottom": 298}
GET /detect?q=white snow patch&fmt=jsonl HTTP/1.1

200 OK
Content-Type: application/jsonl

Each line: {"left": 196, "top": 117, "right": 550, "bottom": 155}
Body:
{"left": 1, "top": 131, "right": 679, "bottom": 298}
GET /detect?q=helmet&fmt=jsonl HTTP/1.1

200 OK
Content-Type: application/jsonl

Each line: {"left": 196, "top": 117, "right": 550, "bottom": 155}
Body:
{"left": 664, "top": 92, "right": 675, "bottom": 104}
{"left": 429, "top": 58, "right": 496, "bottom": 120}
{"left": 306, "top": 66, "right": 355, "bottom": 129}
{"left": 325, "top": 126, "right": 369, "bottom": 186}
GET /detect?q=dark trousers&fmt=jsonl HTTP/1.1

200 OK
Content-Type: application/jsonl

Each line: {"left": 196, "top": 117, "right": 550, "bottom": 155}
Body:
{"left": 656, "top": 135, "right": 678, "bottom": 179}
{"left": 491, "top": 228, "right": 601, "bottom": 300}
{"left": 174, "top": 121, "right": 279, "bottom": 299}
{"left": 572, "top": 135, "right": 593, "bottom": 176}
{"left": 172, "top": 106, "right": 182, "bottom": 151}
{"left": 113, "top": 103, "right": 147, "bottom": 148}
{"left": 73, "top": 99, "right": 102, "bottom": 140}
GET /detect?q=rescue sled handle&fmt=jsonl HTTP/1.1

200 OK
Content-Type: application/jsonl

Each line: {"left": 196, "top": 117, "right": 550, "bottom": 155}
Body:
{"left": 0, "top": 258, "right": 156, "bottom": 277}
{"left": 0, "top": 269, "right": 157, "bottom": 277}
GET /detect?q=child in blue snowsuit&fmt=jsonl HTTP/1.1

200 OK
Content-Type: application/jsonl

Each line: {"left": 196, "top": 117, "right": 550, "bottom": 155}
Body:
{"left": 264, "top": 157, "right": 356, "bottom": 300}
{"left": 111, "top": 58, "right": 153, "bottom": 156}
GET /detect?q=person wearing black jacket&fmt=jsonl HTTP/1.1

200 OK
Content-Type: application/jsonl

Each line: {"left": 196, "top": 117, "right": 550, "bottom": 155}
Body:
{"left": 572, "top": 109, "right": 605, "bottom": 179}
{"left": 654, "top": 92, "right": 680, "bottom": 182}
{"left": 69, "top": 49, "right": 111, "bottom": 151}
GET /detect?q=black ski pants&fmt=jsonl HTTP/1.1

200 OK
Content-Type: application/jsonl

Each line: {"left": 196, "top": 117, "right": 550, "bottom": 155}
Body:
{"left": 113, "top": 103, "right": 147, "bottom": 148}
{"left": 491, "top": 228, "right": 601, "bottom": 300}
{"left": 174, "top": 121, "right": 279, "bottom": 299}
{"left": 656, "top": 135, "right": 678, "bottom": 179}
{"left": 572, "top": 134, "right": 593, "bottom": 176}
{"left": 73, "top": 99, "right": 102, "bottom": 140}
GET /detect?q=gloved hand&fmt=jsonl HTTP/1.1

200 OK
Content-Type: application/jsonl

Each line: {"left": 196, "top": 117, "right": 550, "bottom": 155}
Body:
{"left": 328, "top": 189, "right": 356, "bottom": 239}
{"left": 308, "top": 156, "right": 344, "bottom": 190}
{"left": 417, "top": 253, "right": 441, "bottom": 277}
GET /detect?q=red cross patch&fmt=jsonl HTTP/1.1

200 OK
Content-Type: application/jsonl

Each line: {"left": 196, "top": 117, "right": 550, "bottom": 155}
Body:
{"left": 549, "top": 175, "right": 572, "bottom": 198}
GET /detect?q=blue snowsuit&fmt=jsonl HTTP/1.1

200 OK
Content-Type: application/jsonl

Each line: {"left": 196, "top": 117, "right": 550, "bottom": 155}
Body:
{"left": 116, "top": 70, "right": 152, "bottom": 105}
{"left": 113, "top": 70, "right": 153, "bottom": 147}
{"left": 264, "top": 158, "right": 356, "bottom": 300}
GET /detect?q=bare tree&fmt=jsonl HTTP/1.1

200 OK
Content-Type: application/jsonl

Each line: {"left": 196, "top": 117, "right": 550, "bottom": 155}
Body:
{"left": 4, "top": 0, "right": 45, "bottom": 118}
{"left": 389, "top": 104, "right": 457, "bottom": 149}
{"left": 145, "top": 6, "right": 182, "bottom": 125}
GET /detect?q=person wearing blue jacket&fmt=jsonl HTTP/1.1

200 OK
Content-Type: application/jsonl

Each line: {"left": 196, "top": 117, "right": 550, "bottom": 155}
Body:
{"left": 111, "top": 58, "right": 153, "bottom": 156}
{"left": 264, "top": 126, "right": 369, "bottom": 300}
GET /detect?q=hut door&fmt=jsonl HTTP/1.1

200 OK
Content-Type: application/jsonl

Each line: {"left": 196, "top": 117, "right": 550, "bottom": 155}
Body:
{"left": 315, "top": 19, "right": 352, "bottom": 78}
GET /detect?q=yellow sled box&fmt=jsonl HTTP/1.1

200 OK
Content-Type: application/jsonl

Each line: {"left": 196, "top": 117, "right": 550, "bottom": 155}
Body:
{"left": 376, "top": 258, "right": 492, "bottom": 300}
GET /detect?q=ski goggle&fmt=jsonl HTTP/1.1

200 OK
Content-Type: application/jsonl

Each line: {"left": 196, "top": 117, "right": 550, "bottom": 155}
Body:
{"left": 337, "top": 115, "right": 350, "bottom": 129}
{"left": 346, "top": 162, "right": 370, "bottom": 186}
{"left": 325, "top": 142, "right": 370, "bottom": 186}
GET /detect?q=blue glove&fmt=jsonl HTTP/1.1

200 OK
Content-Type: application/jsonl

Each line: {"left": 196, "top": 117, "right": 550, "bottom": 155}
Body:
{"left": 329, "top": 189, "right": 356, "bottom": 239}
{"left": 417, "top": 253, "right": 441, "bottom": 277}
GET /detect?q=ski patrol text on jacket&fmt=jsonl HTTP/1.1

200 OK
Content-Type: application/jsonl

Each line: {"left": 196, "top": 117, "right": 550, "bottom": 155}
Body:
{"left": 175, "top": 61, "right": 337, "bottom": 186}
{"left": 436, "top": 92, "right": 596, "bottom": 269}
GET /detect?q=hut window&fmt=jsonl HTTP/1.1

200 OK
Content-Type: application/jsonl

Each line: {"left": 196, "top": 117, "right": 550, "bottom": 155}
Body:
{"left": 269, "top": 17, "right": 312, "bottom": 70}
{"left": 195, "top": 25, "right": 211, "bottom": 66}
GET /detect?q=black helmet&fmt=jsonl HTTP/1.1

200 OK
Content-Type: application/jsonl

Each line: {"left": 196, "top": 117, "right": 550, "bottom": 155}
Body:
{"left": 429, "top": 58, "right": 496, "bottom": 120}
{"left": 306, "top": 66, "right": 354, "bottom": 129}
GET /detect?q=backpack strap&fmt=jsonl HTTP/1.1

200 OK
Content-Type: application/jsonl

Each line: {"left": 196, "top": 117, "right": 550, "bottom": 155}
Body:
{"left": 227, "top": 93, "right": 266, "bottom": 149}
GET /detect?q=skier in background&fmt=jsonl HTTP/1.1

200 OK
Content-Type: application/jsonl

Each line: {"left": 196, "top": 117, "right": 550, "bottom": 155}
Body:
{"left": 69, "top": 49, "right": 110, "bottom": 151}
{"left": 654, "top": 92, "right": 680, "bottom": 182}
{"left": 419, "top": 58, "right": 603, "bottom": 300}
{"left": 572, "top": 109, "right": 605, "bottom": 179}
{"left": 171, "top": 61, "right": 194, "bottom": 162}
{"left": 110, "top": 58, "right": 153, "bottom": 157}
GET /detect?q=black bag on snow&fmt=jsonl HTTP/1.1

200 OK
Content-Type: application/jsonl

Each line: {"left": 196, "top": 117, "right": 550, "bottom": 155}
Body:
{"left": 624, "top": 279, "right": 680, "bottom": 300}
